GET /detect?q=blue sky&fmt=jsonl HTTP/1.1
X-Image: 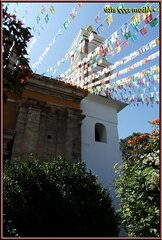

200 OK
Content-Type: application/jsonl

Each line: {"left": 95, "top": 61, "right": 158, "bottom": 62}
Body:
{"left": 3, "top": 2, "right": 159, "bottom": 139}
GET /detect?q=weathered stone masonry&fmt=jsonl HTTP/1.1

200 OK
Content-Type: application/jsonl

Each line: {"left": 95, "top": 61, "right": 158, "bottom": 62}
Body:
{"left": 4, "top": 74, "right": 87, "bottom": 161}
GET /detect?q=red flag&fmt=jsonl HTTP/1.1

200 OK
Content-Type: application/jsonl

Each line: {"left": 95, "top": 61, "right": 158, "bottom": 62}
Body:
{"left": 116, "top": 39, "right": 120, "bottom": 47}
{"left": 144, "top": 13, "right": 153, "bottom": 24}
{"left": 140, "top": 26, "right": 147, "bottom": 35}
{"left": 95, "top": 15, "right": 100, "bottom": 23}
{"left": 123, "top": 41, "right": 129, "bottom": 48}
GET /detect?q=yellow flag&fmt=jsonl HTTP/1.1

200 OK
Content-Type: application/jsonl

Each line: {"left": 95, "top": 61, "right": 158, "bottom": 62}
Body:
{"left": 106, "top": 14, "right": 113, "bottom": 25}
{"left": 116, "top": 46, "right": 121, "bottom": 54}
{"left": 132, "top": 13, "right": 140, "bottom": 24}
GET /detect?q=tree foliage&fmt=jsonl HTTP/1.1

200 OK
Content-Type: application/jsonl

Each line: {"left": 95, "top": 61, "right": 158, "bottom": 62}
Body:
{"left": 3, "top": 6, "right": 32, "bottom": 97}
{"left": 3, "top": 156, "right": 118, "bottom": 237}
{"left": 114, "top": 120, "right": 160, "bottom": 237}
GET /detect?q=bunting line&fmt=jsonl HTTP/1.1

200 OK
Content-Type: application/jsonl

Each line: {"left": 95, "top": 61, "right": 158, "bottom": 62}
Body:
{"left": 85, "top": 50, "right": 159, "bottom": 89}
{"left": 50, "top": 2, "right": 158, "bottom": 78}
{"left": 32, "top": 3, "right": 84, "bottom": 70}
{"left": 91, "top": 65, "right": 159, "bottom": 106}
{"left": 107, "top": 65, "right": 159, "bottom": 88}
{"left": 63, "top": 37, "right": 159, "bottom": 88}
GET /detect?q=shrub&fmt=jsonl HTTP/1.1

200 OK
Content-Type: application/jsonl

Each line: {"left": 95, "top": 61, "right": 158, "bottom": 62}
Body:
{"left": 114, "top": 120, "right": 160, "bottom": 237}
{"left": 3, "top": 156, "right": 118, "bottom": 237}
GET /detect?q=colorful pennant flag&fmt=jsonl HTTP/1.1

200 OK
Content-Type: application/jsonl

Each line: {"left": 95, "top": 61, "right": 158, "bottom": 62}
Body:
{"left": 111, "top": 31, "right": 118, "bottom": 43}
{"left": 36, "top": 16, "right": 40, "bottom": 24}
{"left": 124, "top": 31, "right": 131, "bottom": 40}
{"left": 40, "top": 6, "right": 45, "bottom": 14}
{"left": 45, "top": 14, "right": 49, "bottom": 24}
{"left": 131, "top": 13, "right": 141, "bottom": 25}
{"left": 63, "top": 19, "right": 70, "bottom": 29}
{"left": 144, "top": 13, "right": 153, "bottom": 24}
{"left": 97, "top": 24, "right": 104, "bottom": 34}
{"left": 116, "top": 46, "right": 121, "bottom": 54}
{"left": 116, "top": 39, "right": 121, "bottom": 47}
{"left": 124, "top": 23, "right": 129, "bottom": 33}
{"left": 70, "top": 7, "right": 77, "bottom": 19}
{"left": 149, "top": 17, "right": 158, "bottom": 27}
{"left": 140, "top": 26, "right": 147, "bottom": 35}
{"left": 49, "top": 6, "right": 55, "bottom": 14}
{"left": 123, "top": 41, "right": 129, "bottom": 48}
{"left": 95, "top": 16, "right": 100, "bottom": 23}
{"left": 121, "top": 23, "right": 129, "bottom": 35}
{"left": 106, "top": 14, "right": 113, "bottom": 25}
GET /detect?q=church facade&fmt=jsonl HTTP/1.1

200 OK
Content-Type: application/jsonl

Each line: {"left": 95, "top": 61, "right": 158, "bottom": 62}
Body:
{"left": 3, "top": 28, "right": 127, "bottom": 203}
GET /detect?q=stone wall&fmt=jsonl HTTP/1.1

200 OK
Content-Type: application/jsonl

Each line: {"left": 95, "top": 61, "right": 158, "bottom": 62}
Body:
{"left": 9, "top": 74, "right": 86, "bottom": 161}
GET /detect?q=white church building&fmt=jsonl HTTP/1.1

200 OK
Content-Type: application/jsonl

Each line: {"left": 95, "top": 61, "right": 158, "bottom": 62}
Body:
{"left": 68, "top": 28, "right": 127, "bottom": 204}
{"left": 81, "top": 94, "right": 126, "bottom": 203}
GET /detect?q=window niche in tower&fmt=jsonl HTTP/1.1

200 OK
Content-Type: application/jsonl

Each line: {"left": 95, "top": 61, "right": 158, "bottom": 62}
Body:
{"left": 95, "top": 123, "right": 107, "bottom": 143}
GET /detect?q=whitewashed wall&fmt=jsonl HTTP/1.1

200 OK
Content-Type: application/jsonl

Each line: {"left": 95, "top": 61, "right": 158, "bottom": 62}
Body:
{"left": 81, "top": 94, "right": 126, "bottom": 208}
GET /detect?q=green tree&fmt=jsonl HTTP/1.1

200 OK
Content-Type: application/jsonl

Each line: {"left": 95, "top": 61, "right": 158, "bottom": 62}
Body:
{"left": 114, "top": 120, "right": 160, "bottom": 237}
{"left": 3, "top": 6, "right": 32, "bottom": 98}
{"left": 4, "top": 156, "right": 118, "bottom": 237}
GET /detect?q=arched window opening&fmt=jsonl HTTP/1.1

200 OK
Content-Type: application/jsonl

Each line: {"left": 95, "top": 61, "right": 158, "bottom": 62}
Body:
{"left": 95, "top": 123, "right": 107, "bottom": 143}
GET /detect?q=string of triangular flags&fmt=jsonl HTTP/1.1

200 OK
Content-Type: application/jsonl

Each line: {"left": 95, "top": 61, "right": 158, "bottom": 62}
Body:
{"left": 65, "top": 30, "right": 159, "bottom": 86}
{"left": 61, "top": 52, "right": 159, "bottom": 105}
{"left": 70, "top": 2, "right": 158, "bottom": 64}
{"left": 67, "top": 2, "right": 116, "bottom": 54}
{"left": 85, "top": 51, "right": 159, "bottom": 89}
{"left": 45, "top": 2, "right": 112, "bottom": 77}
{"left": 93, "top": 2, "right": 159, "bottom": 35}
{"left": 90, "top": 65, "right": 159, "bottom": 106}
{"left": 94, "top": 3, "right": 114, "bottom": 35}
{"left": 28, "top": 4, "right": 55, "bottom": 54}
{"left": 48, "top": 2, "right": 158, "bottom": 77}
{"left": 45, "top": 2, "right": 127, "bottom": 76}
{"left": 93, "top": 3, "right": 126, "bottom": 35}
{"left": 32, "top": 3, "right": 84, "bottom": 71}
{"left": 66, "top": 3, "right": 126, "bottom": 61}
{"left": 84, "top": 13, "right": 159, "bottom": 65}
{"left": 3, "top": 3, "right": 56, "bottom": 54}
{"left": 63, "top": 12, "right": 159, "bottom": 84}
{"left": 63, "top": 55, "right": 159, "bottom": 90}
{"left": 36, "top": 2, "right": 159, "bottom": 106}
{"left": 63, "top": 37, "right": 159, "bottom": 85}
{"left": 108, "top": 65, "right": 159, "bottom": 88}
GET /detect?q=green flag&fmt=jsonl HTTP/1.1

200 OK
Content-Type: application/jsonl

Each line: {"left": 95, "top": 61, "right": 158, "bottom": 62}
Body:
{"left": 149, "top": 18, "right": 158, "bottom": 27}
{"left": 124, "top": 31, "right": 131, "bottom": 40}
